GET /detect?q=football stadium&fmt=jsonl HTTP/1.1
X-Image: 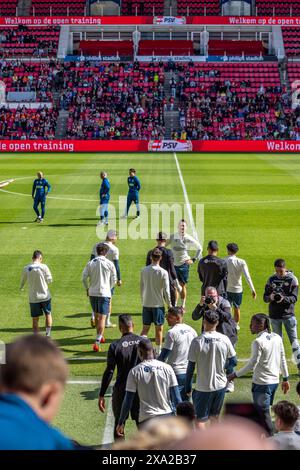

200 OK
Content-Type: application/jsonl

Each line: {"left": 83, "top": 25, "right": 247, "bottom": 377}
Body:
{"left": 1, "top": 0, "right": 300, "bottom": 457}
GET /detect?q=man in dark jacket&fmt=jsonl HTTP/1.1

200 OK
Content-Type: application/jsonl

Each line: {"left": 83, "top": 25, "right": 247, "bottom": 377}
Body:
{"left": 146, "top": 231, "right": 181, "bottom": 306}
{"left": 98, "top": 314, "right": 142, "bottom": 440}
{"left": 198, "top": 240, "right": 228, "bottom": 297}
{"left": 192, "top": 286, "right": 237, "bottom": 346}
{"left": 264, "top": 258, "right": 300, "bottom": 373}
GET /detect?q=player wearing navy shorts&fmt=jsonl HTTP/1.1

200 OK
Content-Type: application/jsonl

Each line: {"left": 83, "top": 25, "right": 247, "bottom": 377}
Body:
{"left": 32, "top": 171, "right": 51, "bottom": 223}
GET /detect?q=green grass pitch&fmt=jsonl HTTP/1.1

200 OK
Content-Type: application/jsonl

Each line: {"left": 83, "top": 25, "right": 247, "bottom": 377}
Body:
{"left": 0, "top": 151, "right": 300, "bottom": 445}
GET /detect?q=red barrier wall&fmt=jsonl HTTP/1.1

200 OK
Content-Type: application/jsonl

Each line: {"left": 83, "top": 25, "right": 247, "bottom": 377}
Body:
{"left": 1, "top": 16, "right": 300, "bottom": 26}
{"left": 0, "top": 140, "right": 300, "bottom": 153}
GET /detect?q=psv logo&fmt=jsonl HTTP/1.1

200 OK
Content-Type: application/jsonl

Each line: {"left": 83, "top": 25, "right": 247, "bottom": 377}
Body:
{"left": 148, "top": 140, "right": 193, "bottom": 152}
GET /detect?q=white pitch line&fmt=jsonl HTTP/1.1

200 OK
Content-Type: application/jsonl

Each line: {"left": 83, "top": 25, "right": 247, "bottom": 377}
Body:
{"left": 173, "top": 152, "right": 199, "bottom": 241}
{"left": 67, "top": 380, "right": 101, "bottom": 385}
{"left": 2, "top": 185, "right": 300, "bottom": 206}
{"left": 102, "top": 396, "right": 114, "bottom": 446}
{"left": 66, "top": 357, "right": 106, "bottom": 361}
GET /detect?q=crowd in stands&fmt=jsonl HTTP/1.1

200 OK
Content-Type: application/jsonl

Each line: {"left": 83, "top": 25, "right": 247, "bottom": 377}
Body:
{"left": 0, "top": 106, "right": 58, "bottom": 139}
{"left": 0, "top": 59, "right": 63, "bottom": 101}
{"left": 0, "top": 26, "right": 60, "bottom": 59}
{"left": 0, "top": 58, "right": 300, "bottom": 140}
{"left": 175, "top": 62, "right": 300, "bottom": 140}
{"left": 61, "top": 61, "right": 165, "bottom": 140}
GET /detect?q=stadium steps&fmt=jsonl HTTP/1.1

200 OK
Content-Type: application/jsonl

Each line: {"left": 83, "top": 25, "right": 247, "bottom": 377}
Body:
{"left": 163, "top": 0, "right": 177, "bottom": 15}
{"left": 164, "top": 71, "right": 180, "bottom": 138}
{"left": 18, "top": 0, "right": 32, "bottom": 15}
{"left": 90, "top": 1, "right": 120, "bottom": 15}
{"left": 55, "top": 110, "right": 69, "bottom": 139}
{"left": 279, "top": 61, "right": 291, "bottom": 93}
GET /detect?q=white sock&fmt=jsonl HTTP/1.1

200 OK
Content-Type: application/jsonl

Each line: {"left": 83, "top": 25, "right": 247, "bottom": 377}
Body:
{"left": 181, "top": 299, "right": 186, "bottom": 308}
{"left": 106, "top": 312, "right": 111, "bottom": 326}
{"left": 46, "top": 327, "right": 51, "bottom": 337}
{"left": 96, "top": 334, "right": 102, "bottom": 343}
{"left": 155, "top": 345, "right": 162, "bottom": 355}
{"left": 91, "top": 312, "right": 95, "bottom": 320}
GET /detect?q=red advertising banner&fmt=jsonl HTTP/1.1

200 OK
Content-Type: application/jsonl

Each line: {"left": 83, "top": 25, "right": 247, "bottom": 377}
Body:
{"left": 1, "top": 16, "right": 300, "bottom": 27}
{"left": 0, "top": 140, "right": 300, "bottom": 153}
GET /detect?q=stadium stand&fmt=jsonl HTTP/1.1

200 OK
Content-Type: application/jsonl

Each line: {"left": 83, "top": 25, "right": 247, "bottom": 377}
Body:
{"left": 121, "top": 0, "right": 164, "bottom": 15}
{"left": 282, "top": 27, "right": 300, "bottom": 57}
{"left": 138, "top": 41, "right": 194, "bottom": 56}
{"left": 287, "top": 62, "right": 300, "bottom": 86}
{"left": 30, "top": 0, "right": 86, "bottom": 15}
{"left": 177, "top": 62, "right": 296, "bottom": 140}
{"left": 61, "top": 62, "right": 165, "bottom": 139}
{"left": 0, "top": 60, "right": 62, "bottom": 102}
{"left": 256, "top": 0, "right": 300, "bottom": 15}
{"left": 177, "top": 0, "right": 220, "bottom": 15}
{"left": 208, "top": 40, "right": 266, "bottom": 56}
{"left": 0, "top": 107, "right": 59, "bottom": 139}
{"left": 0, "top": 26, "right": 60, "bottom": 58}
{"left": 0, "top": 0, "right": 18, "bottom": 15}
{"left": 79, "top": 41, "right": 134, "bottom": 58}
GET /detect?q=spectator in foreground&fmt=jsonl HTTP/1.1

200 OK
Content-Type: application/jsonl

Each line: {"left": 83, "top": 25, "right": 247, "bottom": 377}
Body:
{"left": 112, "top": 416, "right": 190, "bottom": 450}
{"left": 270, "top": 401, "right": 300, "bottom": 450}
{"left": 296, "top": 382, "right": 300, "bottom": 435}
{"left": 171, "top": 417, "right": 274, "bottom": 450}
{"left": 176, "top": 401, "right": 197, "bottom": 429}
{"left": 0, "top": 335, "right": 74, "bottom": 450}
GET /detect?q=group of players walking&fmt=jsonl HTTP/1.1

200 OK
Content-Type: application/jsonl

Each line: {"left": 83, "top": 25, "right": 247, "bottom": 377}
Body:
{"left": 19, "top": 168, "right": 300, "bottom": 438}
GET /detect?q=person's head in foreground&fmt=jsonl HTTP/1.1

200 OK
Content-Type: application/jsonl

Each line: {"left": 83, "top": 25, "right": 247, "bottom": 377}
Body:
{"left": 112, "top": 416, "right": 191, "bottom": 450}
{"left": 176, "top": 401, "right": 197, "bottom": 429}
{"left": 0, "top": 335, "right": 74, "bottom": 450}
{"left": 270, "top": 401, "right": 300, "bottom": 450}
{"left": 170, "top": 417, "right": 275, "bottom": 450}
{"left": 273, "top": 401, "right": 299, "bottom": 432}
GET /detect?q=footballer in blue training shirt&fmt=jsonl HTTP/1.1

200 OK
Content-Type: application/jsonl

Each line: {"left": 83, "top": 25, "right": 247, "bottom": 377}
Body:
{"left": 32, "top": 171, "right": 51, "bottom": 223}
{"left": 124, "top": 168, "right": 141, "bottom": 218}
{"left": 99, "top": 171, "right": 110, "bottom": 225}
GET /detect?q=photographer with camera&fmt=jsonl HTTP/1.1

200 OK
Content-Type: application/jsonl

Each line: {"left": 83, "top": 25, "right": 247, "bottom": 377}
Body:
{"left": 263, "top": 259, "right": 300, "bottom": 374}
{"left": 192, "top": 286, "right": 237, "bottom": 347}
